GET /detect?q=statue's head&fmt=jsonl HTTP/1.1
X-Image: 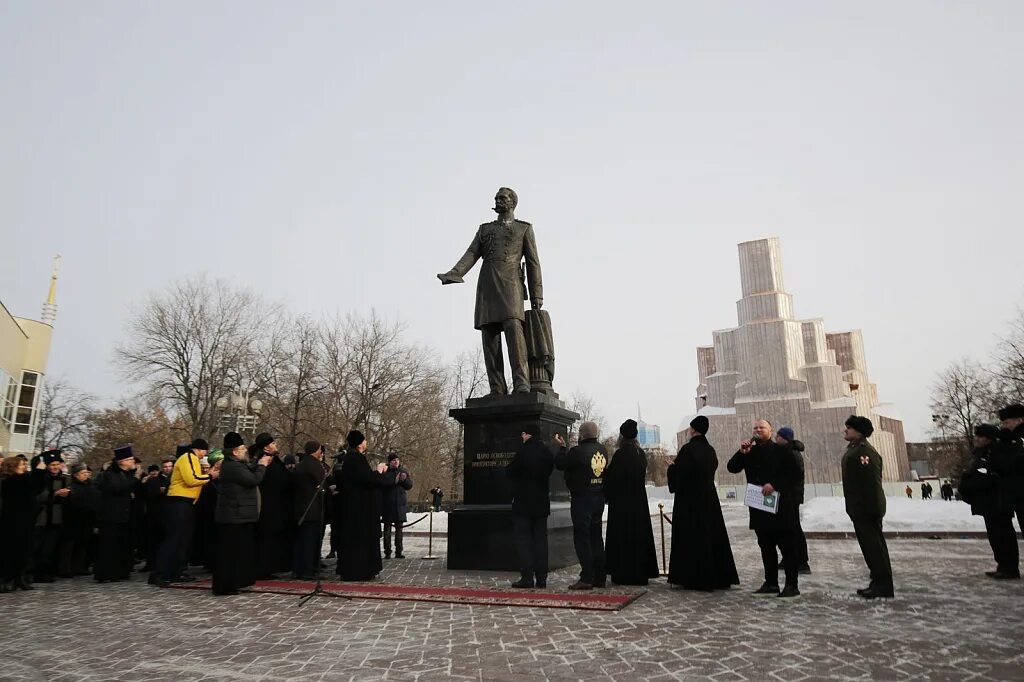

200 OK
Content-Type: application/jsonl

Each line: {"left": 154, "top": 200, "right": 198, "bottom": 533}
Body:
{"left": 493, "top": 187, "right": 518, "bottom": 214}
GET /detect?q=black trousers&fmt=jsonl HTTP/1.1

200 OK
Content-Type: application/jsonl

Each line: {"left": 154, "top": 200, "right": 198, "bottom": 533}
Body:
{"left": 513, "top": 515, "right": 548, "bottom": 584}
{"left": 984, "top": 512, "right": 1020, "bottom": 576}
{"left": 383, "top": 522, "right": 404, "bottom": 556}
{"left": 570, "top": 495, "right": 605, "bottom": 585}
{"left": 852, "top": 518, "right": 893, "bottom": 589}
{"left": 213, "top": 523, "right": 256, "bottom": 594}
{"left": 93, "top": 523, "right": 133, "bottom": 581}
{"left": 755, "top": 528, "right": 798, "bottom": 588}
{"left": 33, "top": 525, "right": 63, "bottom": 579}
{"left": 293, "top": 521, "right": 322, "bottom": 577}
{"left": 794, "top": 510, "right": 810, "bottom": 568}
{"left": 155, "top": 497, "right": 195, "bottom": 581}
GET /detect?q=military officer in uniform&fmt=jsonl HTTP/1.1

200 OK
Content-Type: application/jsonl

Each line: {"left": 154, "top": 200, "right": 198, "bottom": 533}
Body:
{"left": 438, "top": 187, "right": 543, "bottom": 395}
{"left": 841, "top": 415, "right": 894, "bottom": 599}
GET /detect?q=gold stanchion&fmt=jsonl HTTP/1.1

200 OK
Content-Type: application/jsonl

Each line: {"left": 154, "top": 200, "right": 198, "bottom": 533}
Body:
{"left": 658, "top": 502, "right": 668, "bottom": 576}
{"left": 423, "top": 508, "right": 438, "bottom": 560}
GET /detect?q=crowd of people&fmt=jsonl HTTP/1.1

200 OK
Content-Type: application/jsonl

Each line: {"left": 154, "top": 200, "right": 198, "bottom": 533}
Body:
{"left": 2, "top": 403, "right": 1022, "bottom": 598}
{"left": 0, "top": 429, "right": 415, "bottom": 595}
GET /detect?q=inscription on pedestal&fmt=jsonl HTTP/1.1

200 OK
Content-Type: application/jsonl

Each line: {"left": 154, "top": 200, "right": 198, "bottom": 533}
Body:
{"left": 470, "top": 451, "right": 516, "bottom": 468}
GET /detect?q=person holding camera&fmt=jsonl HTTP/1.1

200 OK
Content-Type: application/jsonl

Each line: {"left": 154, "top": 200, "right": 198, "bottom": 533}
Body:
{"left": 212, "top": 432, "right": 273, "bottom": 595}
{"left": 430, "top": 486, "right": 444, "bottom": 512}
{"left": 381, "top": 454, "right": 414, "bottom": 559}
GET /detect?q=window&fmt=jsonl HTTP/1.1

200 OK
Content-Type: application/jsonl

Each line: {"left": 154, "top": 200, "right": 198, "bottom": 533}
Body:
{"left": 13, "top": 371, "right": 40, "bottom": 435}
{"left": 0, "top": 368, "right": 15, "bottom": 428}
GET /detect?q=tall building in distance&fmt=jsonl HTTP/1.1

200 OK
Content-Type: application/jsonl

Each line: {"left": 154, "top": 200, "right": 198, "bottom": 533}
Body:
{"left": 635, "top": 411, "right": 662, "bottom": 448}
{"left": 0, "top": 256, "right": 60, "bottom": 455}
{"left": 680, "top": 238, "right": 909, "bottom": 484}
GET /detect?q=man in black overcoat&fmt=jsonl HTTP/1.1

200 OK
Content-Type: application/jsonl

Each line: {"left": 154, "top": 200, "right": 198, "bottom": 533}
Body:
{"left": 32, "top": 450, "right": 71, "bottom": 583}
{"left": 292, "top": 440, "right": 327, "bottom": 580}
{"left": 94, "top": 447, "right": 139, "bottom": 583}
{"left": 335, "top": 430, "right": 393, "bottom": 581}
{"left": 252, "top": 433, "right": 293, "bottom": 579}
{"left": 727, "top": 419, "right": 802, "bottom": 598}
{"left": 381, "top": 453, "right": 414, "bottom": 559}
{"left": 506, "top": 424, "right": 554, "bottom": 588}
{"left": 960, "top": 423, "right": 1019, "bottom": 579}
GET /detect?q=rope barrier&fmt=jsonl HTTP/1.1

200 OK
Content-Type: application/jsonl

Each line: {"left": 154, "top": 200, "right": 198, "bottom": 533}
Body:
{"left": 399, "top": 513, "right": 430, "bottom": 529}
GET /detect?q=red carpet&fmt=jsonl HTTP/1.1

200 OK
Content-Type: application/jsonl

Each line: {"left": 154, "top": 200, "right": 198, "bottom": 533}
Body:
{"left": 167, "top": 579, "right": 644, "bottom": 611}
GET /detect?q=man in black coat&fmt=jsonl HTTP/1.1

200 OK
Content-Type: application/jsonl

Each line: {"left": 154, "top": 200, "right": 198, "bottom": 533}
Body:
{"left": 252, "top": 433, "right": 294, "bottom": 579}
{"left": 381, "top": 454, "right": 414, "bottom": 559}
{"left": 430, "top": 487, "right": 444, "bottom": 512}
{"left": 554, "top": 421, "right": 607, "bottom": 589}
{"left": 960, "top": 423, "right": 1019, "bottom": 579}
{"left": 32, "top": 450, "right": 71, "bottom": 583}
{"left": 64, "top": 464, "right": 99, "bottom": 576}
{"left": 142, "top": 459, "right": 172, "bottom": 571}
{"left": 775, "top": 427, "right": 811, "bottom": 574}
{"left": 506, "top": 424, "right": 554, "bottom": 588}
{"left": 841, "top": 415, "right": 894, "bottom": 599}
{"left": 727, "top": 419, "right": 802, "bottom": 598}
{"left": 334, "top": 430, "right": 393, "bottom": 581}
{"left": 996, "top": 403, "right": 1024, "bottom": 541}
{"left": 292, "top": 440, "right": 327, "bottom": 580}
{"left": 94, "top": 447, "right": 139, "bottom": 583}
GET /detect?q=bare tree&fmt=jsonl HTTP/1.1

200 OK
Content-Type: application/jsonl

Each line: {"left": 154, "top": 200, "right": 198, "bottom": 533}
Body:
{"left": 115, "top": 275, "right": 274, "bottom": 439}
{"left": 929, "top": 359, "right": 998, "bottom": 474}
{"left": 567, "top": 390, "right": 606, "bottom": 443}
{"left": 33, "top": 376, "right": 95, "bottom": 459}
{"left": 992, "top": 307, "right": 1024, "bottom": 405}
{"left": 83, "top": 397, "right": 190, "bottom": 470}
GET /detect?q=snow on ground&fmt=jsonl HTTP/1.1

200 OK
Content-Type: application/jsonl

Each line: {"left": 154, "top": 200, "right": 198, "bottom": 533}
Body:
{"left": 799, "top": 496, "right": 984, "bottom": 532}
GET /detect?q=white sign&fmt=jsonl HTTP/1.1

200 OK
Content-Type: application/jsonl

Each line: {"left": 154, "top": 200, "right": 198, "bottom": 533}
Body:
{"left": 744, "top": 483, "right": 780, "bottom": 514}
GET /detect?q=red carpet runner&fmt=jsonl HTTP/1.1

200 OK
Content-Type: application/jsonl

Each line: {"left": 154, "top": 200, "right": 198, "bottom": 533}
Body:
{"left": 167, "top": 579, "right": 644, "bottom": 611}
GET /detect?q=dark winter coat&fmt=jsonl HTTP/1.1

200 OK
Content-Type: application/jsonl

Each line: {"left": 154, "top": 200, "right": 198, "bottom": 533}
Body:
{"left": 95, "top": 466, "right": 137, "bottom": 524}
{"left": 841, "top": 440, "right": 886, "bottom": 521}
{"left": 554, "top": 438, "right": 607, "bottom": 497}
{"left": 36, "top": 471, "right": 71, "bottom": 527}
{"left": 727, "top": 440, "right": 801, "bottom": 531}
{"left": 215, "top": 457, "right": 267, "bottom": 524}
{"left": 381, "top": 466, "right": 414, "bottom": 523}
{"left": 667, "top": 435, "right": 739, "bottom": 590}
{"left": 334, "top": 448, "right": 394, "bottom": 581}
{"left": 293, "top": 455, "right": 327, "bottom": 523}
{"left": 506, "top": 436, "right": 554, "bottom": 518}
{"left": 782, "top": 440, "right": 807, "bottom": 505}
{"left": 959, "top": 445, "right": 1001, "bottom": 516}
{"left": 603, "top": 439, "right": 659, "bottom": 585}
{"left": 990, "top": 425, "right": 1024, "bottom": 512}
{"left": 65, "top": 477, "right": 99, "bottom": 532}
{"left": 0, "top": 471, "right": 44, "bottom": 581}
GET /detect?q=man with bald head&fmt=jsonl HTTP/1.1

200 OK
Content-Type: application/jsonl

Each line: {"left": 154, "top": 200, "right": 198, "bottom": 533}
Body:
{"left": 727, "top": 419, "right": 803, "bottom": 598}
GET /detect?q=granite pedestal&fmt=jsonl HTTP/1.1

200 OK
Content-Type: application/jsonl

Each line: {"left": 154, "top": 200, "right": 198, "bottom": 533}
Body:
{"left": 447, "top": 392, "right": 579, "bottom": 571}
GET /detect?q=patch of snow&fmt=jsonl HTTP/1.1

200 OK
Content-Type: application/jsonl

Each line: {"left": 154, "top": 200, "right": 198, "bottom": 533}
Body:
{"left": 801, "top": 496, "right": 985, "bottom": 533}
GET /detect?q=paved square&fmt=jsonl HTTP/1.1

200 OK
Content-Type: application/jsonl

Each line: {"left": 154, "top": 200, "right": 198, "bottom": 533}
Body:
{"left": 2, "top": 516, "right": 1022, "bottom": 681}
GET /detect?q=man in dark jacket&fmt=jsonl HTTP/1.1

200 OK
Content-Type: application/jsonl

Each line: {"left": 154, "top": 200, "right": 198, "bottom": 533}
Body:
{"left": 841, "top": 415, "right": 893, "bottom": 599}
{"left": 32, "top": 450, "right": 71, "bottom": 583}
{"left": 506, "top": 424, "right": 554, "bottom": 588}
{"left": 142, "top": 459, "right": 172, "bottom": 571}
{"left": 775, "top": 427, "right": 811, "bottom": 574}
{"left": 292, "top": 440, "right": 327, "bottom": 579}
{"left": 554, "top": 421, "right": 606, "bottom": 589}
{"left": 727, "top": 419, "right": 802, "bottom": 598}
{"left": 94, "top": 446, "right": 139, "bottom": 583}
{"left": 996, "top": 404, "right": 1024, "bottom": 539}
{"left": 960, "top": 423, "right": 1019, "bottom": 579}
{"left": 64, "top": 463, "right": 99, "bottom": 576}
{"left": 430, "top": 487, "right": 444, "bottom": 512}
{"left": 381, "top": 453, "right": 414, "bottom": 559}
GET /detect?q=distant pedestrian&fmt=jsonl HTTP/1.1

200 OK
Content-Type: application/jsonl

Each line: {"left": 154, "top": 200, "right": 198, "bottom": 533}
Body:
{"left": 430, "top": 487, "right": 444, "bottom": 512}
{"left": 920, "top": 482, "right": 930, "bottom": 500}
{"left": 905, "top": 485, "right": 913, "bottom": 499}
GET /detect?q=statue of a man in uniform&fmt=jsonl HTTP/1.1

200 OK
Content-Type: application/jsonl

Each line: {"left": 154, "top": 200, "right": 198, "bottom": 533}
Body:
{"left": 438, "top": 187, "right": 542, "bottom": 396}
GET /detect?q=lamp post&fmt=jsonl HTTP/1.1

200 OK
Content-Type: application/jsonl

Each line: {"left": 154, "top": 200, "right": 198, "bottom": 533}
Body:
{"left": 217, "top": 383, "right": 263, "bottom": 437}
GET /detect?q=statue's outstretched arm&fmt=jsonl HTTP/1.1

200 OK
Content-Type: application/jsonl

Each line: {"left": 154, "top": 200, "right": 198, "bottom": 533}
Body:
{"left": 438, "top": 230, "right": 481, "bottom": 285}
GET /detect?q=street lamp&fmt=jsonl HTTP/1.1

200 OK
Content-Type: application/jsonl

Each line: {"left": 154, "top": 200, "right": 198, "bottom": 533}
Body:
{"left": 217, "top": 383, "right": 262, "bottom": 436}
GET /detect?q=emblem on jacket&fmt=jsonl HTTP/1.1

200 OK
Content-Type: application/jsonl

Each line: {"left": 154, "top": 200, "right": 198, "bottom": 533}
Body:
{"left": 860, "top": 455, "right": 870, "bottom": 465}
{"left": 591, "top": 453, "right": 606, "bottom": 478}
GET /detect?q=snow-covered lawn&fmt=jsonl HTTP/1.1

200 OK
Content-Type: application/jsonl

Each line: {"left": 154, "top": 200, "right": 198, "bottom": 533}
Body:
{"left": 799, "top": 496, "right": 985, "bottom": 533}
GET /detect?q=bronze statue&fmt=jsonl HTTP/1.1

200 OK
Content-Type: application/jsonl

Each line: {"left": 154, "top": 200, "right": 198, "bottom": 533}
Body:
{"left": 438, "top": 188, "right": 543, "bottom": 396}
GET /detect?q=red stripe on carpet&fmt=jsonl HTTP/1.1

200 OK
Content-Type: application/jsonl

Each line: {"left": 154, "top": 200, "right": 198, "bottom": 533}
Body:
{"left": 167, "top": 579, "right": 644, "bottom": 611}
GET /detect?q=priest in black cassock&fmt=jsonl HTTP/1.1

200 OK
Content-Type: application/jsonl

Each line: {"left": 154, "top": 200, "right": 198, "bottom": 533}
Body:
{"left": 603, "top": 419, "right": 659, "bottom": 586}
{"left": 334, "top": 430, "right": 394, "bottom": 581}
{"left": 667, "top": 416, "right": 739, "bottom": 591}
{"left": 252, "top": 433, "right": 293, "bottom": 579}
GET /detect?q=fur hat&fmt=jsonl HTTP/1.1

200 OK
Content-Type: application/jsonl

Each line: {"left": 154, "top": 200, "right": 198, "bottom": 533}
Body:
{"left": 253, "top": 432, "right": 275, "bottom": 450}
{"left": 974, "top": 423, "right": 1002, "bottom": 440}
{"left": 777, "top": 426, "right": 795, "bottom": 442}
{"left": 113, "top": 445, "right": 134, "bottom": 461}
{"left": 689, "top": 416, "right": 710, "bottom": 435}
{"left": 41, "top": 449, "right": 64, "bottom": 465}
{"left": 282, "top": 454, "right": 297, "bottom": 466}
{"left": 620, "top": 419, "right": 639, "bottom": 439}
{"left": 844, "top": 415, "right": 874, "bottom": 438}
{"left": 346, "top": 430, "right": 366, "bottom": 448}
{"left": 998, "top": 404, "right": 1024, "bottom": 420}
{"left": 223, "top": 432, "right": 244, "bottom": 451}
{"left": 190, "top": 438, "right": 209, "bottom": 452}
{"left": 579, "top": 421, "right": 600, "bottom": 440}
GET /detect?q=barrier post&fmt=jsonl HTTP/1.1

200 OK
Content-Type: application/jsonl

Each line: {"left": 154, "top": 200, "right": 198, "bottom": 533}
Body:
{"left": 423, "top": 508, "right": 438, "bottom": 560}
{"left": 658, "top": 502, "right": 668, "bottom": 576}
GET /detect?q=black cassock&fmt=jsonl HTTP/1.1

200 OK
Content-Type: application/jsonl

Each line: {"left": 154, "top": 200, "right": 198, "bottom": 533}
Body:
{"left": 603, "top": 440, "right": 659, "bottom": 585}
{"left": 189, "top": 483, "right": 218, "bottom": 570}
{"left": 667, "top": 435, "right": 739, "bottom": 590}
{"left": 255, "top": 456, "right": 294, "bottom": 577}
{"left": 334, "top": 449, "right": 394, "bottom": 581}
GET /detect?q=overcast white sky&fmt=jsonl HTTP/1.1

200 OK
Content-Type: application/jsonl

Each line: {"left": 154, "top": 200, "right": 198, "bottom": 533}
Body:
{"left": 3, "top": 2, "right": 1022, "bottom": 445}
